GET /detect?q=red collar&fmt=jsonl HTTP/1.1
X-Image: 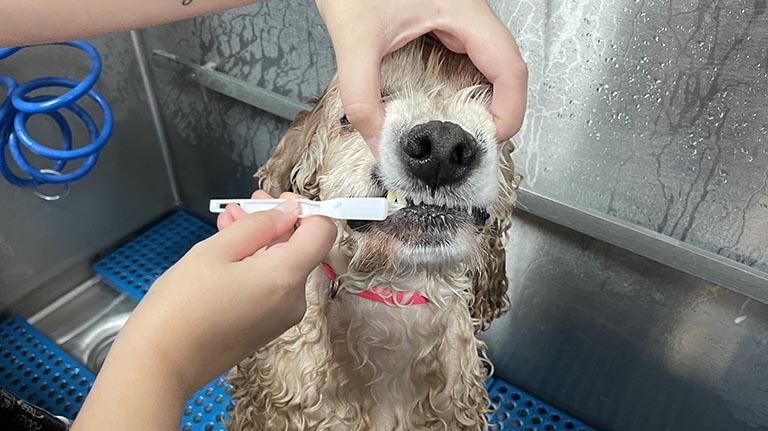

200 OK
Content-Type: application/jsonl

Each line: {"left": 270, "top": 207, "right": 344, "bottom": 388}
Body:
{"left": 320, "top": 262, "right": 430, "bottom": 305}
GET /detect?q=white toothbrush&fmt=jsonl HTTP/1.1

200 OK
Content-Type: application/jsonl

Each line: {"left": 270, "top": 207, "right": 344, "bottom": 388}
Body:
{"left": 209, "top": 198, "right": 391, "bottom": 220}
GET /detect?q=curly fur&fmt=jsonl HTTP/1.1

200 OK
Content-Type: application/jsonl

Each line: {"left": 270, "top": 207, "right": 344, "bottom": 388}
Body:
{"left": 230, "top": 36, "right": 519, "bottom": 431}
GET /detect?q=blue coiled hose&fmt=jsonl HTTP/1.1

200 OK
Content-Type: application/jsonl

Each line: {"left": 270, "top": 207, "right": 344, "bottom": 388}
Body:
{"left": 0, "top": 41, "right": 113, "bottom": 189}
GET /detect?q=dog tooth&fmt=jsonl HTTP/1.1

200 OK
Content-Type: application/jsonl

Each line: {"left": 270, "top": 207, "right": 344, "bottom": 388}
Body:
{"left": 412, "top": 195, "right": 422, "bottom": 206}
{"left": 386, "top": 190, "right": 397, "bottom": 204}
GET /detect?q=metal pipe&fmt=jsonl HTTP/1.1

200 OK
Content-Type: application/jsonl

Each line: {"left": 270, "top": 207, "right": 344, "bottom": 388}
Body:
{"left": 131, "top": 31, "right": 181, "bottom": 205}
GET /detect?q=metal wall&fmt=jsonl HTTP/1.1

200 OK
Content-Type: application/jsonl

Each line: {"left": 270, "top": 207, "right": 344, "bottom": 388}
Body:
{"left": 482, "top": 212, "right": 768, "bottom": 430}
{"left": 497, "top": 0, "right": 768, "bottom": 272}
{"left": 0, "top": 34, "right": 175, "bottom": 309}
{"left": 141, "top": 4, "right": 333, "bottom": 218}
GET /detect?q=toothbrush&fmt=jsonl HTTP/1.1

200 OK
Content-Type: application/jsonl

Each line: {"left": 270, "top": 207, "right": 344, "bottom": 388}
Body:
{"left": 209, "top": 198, "right": 391, "bottom": 221}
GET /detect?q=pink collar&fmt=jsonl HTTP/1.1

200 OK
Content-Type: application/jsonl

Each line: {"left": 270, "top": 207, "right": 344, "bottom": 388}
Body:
{"left": 320, "top": 262, "right": 430, "bottom": 305}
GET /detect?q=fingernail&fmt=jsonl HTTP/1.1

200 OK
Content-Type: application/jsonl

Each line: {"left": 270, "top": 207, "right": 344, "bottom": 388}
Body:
{"left": 275, "top": 199, "right": 299, "bottom": 214}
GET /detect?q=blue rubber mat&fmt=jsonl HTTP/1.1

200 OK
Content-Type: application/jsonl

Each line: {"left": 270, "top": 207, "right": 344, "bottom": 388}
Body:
{"left": 488, "top": 379, "right": 593, "bottom": 431}
{"left": 93, "top": 211, "right": 216, "bottom": 302}
{"left": 0, "top": 316, "right": 95, "bottom": 418}
{"left": 180, "top": 376, "right": 234, "bottom": 431}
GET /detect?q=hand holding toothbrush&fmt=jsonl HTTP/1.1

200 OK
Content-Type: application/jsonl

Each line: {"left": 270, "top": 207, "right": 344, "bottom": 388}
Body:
{"left": 72, "top": 191, "right": 337, "bottom": 431}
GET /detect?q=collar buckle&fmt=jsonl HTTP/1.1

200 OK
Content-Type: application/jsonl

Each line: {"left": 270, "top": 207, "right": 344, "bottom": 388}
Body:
{"left": 329, "top": 277, "right": 340, "bottom": 299}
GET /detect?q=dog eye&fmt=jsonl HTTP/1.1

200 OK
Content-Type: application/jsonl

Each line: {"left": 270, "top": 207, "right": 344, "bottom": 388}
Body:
{"left": 340, "top": 115, "right": 350, "bottom": 127}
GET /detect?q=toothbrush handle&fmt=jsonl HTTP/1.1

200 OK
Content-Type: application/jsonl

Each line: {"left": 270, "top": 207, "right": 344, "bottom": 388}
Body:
{"left": 210, "top": 198, "right": 281, "bottom": 213}
{"left": 209, "top": 199, "right": 318, "bottom": 216}
{"left": 209, "top": 197, "right": 387, "bottom": 220}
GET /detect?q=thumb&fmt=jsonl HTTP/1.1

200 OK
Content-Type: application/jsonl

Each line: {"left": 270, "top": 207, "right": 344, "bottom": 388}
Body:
{"left": 202, "top": 200, "right": 300, "bottom": 261}
{"left": 335, "top": 44, "right": 385, "bottom": 151}
{"left": 266, "top": 215, "right": 338, "bottom": 273}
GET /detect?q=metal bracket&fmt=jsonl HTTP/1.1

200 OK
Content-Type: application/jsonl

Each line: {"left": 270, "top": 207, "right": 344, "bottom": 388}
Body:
{"left": 151, "top": 49, "right": 311, "bottom": 121}
{"left": 515, "top": 188, "right": 768, "bottom": 302}
{"left": 148, "top": 49, "right": 768, "bottom": 304}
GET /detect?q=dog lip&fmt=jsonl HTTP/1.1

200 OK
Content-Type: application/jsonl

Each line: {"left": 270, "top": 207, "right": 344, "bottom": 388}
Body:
{"left": 347, "top": 204, "right": 489, "bottom": 233}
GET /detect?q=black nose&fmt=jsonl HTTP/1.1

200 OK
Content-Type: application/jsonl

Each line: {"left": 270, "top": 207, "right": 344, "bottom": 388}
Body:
{"left": 401, "top": 120, "right": 479, "bottom": 189}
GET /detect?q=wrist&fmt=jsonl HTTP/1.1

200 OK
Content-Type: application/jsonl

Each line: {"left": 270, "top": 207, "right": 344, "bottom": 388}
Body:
{"left": 71, "top": 325, "right": 188, "bottom": 431}
{"left": 112, "top": 322, "right": 197, "bottom": 398}
{"left": 109, "top": 292, "right": 205, "bottom": 398}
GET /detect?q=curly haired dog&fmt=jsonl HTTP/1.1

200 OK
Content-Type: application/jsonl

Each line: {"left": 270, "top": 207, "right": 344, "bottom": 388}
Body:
{"left": 227, "top": 36, "right": 519, "bottom": 431}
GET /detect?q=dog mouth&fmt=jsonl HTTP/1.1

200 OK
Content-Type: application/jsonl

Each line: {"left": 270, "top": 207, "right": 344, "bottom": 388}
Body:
{"left": 348, "top": 189, "right": 490, "bottom": 243}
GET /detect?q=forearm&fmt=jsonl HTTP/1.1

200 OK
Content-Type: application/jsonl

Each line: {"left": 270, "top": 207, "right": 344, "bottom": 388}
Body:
{"left": 70, "top": 321, "right": 191, "bottom": 431}
{"left": 0, "top": 0, "right": 261, "bottom": 47}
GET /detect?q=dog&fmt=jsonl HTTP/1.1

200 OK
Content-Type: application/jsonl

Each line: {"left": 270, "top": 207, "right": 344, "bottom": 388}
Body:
{"left": 227, "top": 35, "right": 519, "bottom": 431}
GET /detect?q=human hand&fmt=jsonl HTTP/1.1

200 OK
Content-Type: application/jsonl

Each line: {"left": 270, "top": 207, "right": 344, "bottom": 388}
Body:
{"left": 105, "top": 191, "right": 337, "bottom": 397}
{"left": 315, "top": 0, "right": 528, "bottom": 153}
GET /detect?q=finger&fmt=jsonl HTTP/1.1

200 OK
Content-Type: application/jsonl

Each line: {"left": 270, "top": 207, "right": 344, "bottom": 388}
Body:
{"left": 262, "top": 215, "right": 337, "bottom": 273}
{"left": 218, "top": 190, "right": 270, "bottom": 230}
{"left": 279, "top": 191, "right": 307, "bottom": 227}
{"left": 217, "top": 211, "right": 233, "bottom": 231}
{"left": 266, "top": 192, "right": 305, "bottom": 246}
{"left": 279, "top": 191, "right": 307, "bottom": 201}
{"left": 278, "top": 192, "right": 324, "bottom": 228}
{"left": 202, "top": 200, "right": 300, "bottom": 261}
{"left": 451, "top": 18, "right": 528, "bottom": 141}
{"left": 216, "top": 203, "right": 247, "bottom": 230}
{"left": 489, "top": 61, "right": 528, "bottom": 140}
{"left": 251, "top": 190, "right": 271, "bottom": 199}
{"left": 228, "top": 203, "right": 248, "bottom": 222}
{"left": 334, "top": 42, "right": 386, "bottom": 152}
{"left": 268, "top": 229, "right": 294, "bottom": 248}
{"left": 432, "top": 30, "right": 466, "bottom": 54}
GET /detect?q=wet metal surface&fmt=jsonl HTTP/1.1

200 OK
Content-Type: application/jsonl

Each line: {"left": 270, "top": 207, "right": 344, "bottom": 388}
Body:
{"left": 27, "top": 276, "right": 135, "bottom": 374}
{"left": 495, "top": 0, "right": 768, "bottom": 273}
{"left": 483, "top": 212, "right": 768, "bottom": 430}
{"left": 141, "top": 2, "right": 332, "bottom": 219}
{"left": 516, "top": 188, "right": 768, "bottom": 302}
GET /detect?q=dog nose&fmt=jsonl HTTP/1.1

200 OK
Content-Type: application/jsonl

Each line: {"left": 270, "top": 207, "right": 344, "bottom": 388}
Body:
{"left": 401, "top": 120, "right": 479, "bottom": 188}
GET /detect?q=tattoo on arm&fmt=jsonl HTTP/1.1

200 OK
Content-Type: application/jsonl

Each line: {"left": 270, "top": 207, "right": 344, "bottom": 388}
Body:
{"left": 182, "top": 0, "right": 192, "bottom": 5}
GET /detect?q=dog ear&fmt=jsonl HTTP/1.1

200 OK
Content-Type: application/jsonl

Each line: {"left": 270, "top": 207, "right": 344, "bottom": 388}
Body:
{"left": 255, "top": 97, "right": 324, "bottom": 198}
{"left": 469, "top": 140, "right": 520, "bottom": 331}
{"left": 469, "top": 222, "right": 511, "bottom": 331}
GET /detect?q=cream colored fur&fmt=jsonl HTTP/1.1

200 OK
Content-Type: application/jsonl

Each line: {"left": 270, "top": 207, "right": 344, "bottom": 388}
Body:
{"left": 228, "top": 36, "right": 519, "bottom": 431}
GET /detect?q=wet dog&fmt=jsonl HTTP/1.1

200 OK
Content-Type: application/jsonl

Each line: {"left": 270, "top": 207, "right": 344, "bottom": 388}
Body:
{"left": 228, "top": 35, "right": 519, "bottom": 431}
